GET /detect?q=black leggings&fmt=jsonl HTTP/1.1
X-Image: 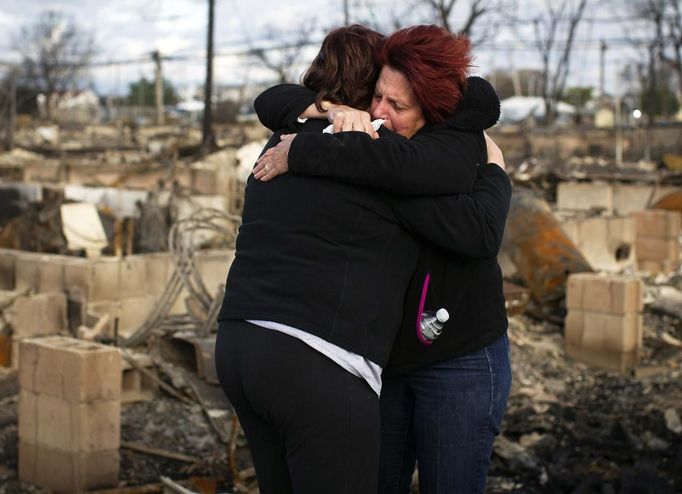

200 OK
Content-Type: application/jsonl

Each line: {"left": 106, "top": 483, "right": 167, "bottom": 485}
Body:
{"left": 215, "top": 320, "right": 379, "bottom": 494}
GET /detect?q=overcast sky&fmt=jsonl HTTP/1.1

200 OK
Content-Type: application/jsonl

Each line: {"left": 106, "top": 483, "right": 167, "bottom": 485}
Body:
{"left": 0, "top": 0, "right": 650, "bottom": 98}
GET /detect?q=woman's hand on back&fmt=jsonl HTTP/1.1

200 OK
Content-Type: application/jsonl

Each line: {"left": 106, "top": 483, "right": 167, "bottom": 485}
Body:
{"left": 253, "top": 134, "right": 296, "bottom": 181}
{"left": 484, "top": 132, "right": 505, "bottom": 171}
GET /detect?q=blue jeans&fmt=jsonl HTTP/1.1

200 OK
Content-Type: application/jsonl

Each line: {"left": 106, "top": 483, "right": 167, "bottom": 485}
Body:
{"left": 378, "top": 334, "right": 512, "bottom": 494}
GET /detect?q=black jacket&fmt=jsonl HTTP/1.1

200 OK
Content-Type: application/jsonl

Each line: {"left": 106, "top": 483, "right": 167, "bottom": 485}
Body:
{"left": 252, "top": 78, "right": 511, "bottom": 375}
{"left": 218, "top": 117, "right": 421, "bottom": 366}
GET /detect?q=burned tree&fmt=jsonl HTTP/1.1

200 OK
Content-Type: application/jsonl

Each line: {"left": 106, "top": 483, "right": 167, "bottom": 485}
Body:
{"left": 532, "top": 0, "right": 588, "bottom": 125}
{"left": 363, "top": 0, "right": 513, "bottom": 44}
{"left": 421, "top": 0, "right": 493, "bottom": 35}
{"left": 249, "top": 22, "right": 317, "bottom": 84}
{"left": 13, "top": 11, "right": 96, "bottom": 120}
{"left": 629, "top": 0, "right": 682, "bottom": 120}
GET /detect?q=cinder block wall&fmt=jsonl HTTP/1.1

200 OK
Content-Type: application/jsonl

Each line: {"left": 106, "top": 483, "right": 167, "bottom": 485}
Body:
{"left": 634, "top": 210, "right": 681, "bottom": 274}
{"left": 564, "top": 273, "right": 644, "bottom": 372}
{"left": 0, "top": 248, "right": 235, "bottom": 363}
{"left": 18, "top": 336, "right": 122, "bottom": 492}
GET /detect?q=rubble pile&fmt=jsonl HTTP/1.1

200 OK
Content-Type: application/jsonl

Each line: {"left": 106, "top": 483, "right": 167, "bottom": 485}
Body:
{"left": 487, "top": 310, "right": 682, "bottom": 493}
{"left": 0, "top": 122, "right": 681, "bottom": 493}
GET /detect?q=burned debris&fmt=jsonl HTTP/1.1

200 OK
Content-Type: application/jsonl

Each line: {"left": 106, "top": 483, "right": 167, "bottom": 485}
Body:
{"left": 0, "top": 122, "right": 264, "bottom": 494}
{"left": 0, "top": 118, "right": 680, "bottom": 494}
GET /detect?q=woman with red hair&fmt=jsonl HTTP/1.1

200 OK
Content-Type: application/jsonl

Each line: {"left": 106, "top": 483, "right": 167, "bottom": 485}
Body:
{"left": 254, "top": 25, "right": 511, "bottom": 493}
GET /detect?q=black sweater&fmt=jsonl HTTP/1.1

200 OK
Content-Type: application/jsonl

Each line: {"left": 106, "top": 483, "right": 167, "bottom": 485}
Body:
{"left": 252, "top": 78, "right": 511, "bottom": 375}
{"left": 218, "top": 117, "right": 421, "bottom": 366}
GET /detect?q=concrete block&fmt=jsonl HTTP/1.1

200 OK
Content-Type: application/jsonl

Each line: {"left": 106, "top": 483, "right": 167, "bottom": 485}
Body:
{"left": 142, "top": 253, "right": 171, "bottom": 296}
{"left": 566, "top": 273, "right": 643, "bottom": 315}
{"left": 195, "top": 249, "right": 234, "bottom": 293}
{"left": 35, "top": 394, "right": 73, "bottom": 450}
{"left": 18, "top": 390, "right": 38, "bottom": 445}
{"left": 119, "top": 256, "right": 149, "bottom": 298}
{"left": 18, "top": 440, "right": 37, "bottom": 485}
{"left": 562, "top": 215, "right": 636, "bottom": 272}
{"left": 33, "top": 394, "right": 120, "bottom": 452}
{"left": 13, "top": 254, "right": 40, "bottom": 292}
{"left": 613, "top": 184, "right": 680, "bottom": 215}
{"left": 565, "top": 310, "right": 643, "bottom": 354}
{"left": 23, "top": 336, "right": 121, "bottom": 402}
{"left": 117, "top": 296, "right": 156, "bottom": 338}
{"left": 639, "top": 259, "right": 681, "bottom": 275}
{"left": 634, "top": 209, "right": 682, "bottom": 239}
{"left": 121, "top": 353, "right": 158, "bottom": 403}
{"left": 19, "top": 442, "right": 118, "bottom": 493}
{"left": 635, "top": 237, "right": 680, "bottom": 262}
{"left": 17, "top": 339, "right": 39, "bottom": 389}
{"left": 15, "top": 254, "right": 69, "bottom": 293}
{"left": 71, "top": 399, "right": 121, "bottom": 452}
{"left": 0, "top": 249, "right": 16, "bottom": 290}
{"left": 565, "top": 344, "right": 640, "bottom": 374}
{"left": 36, "top": 258, "right": 67, "bottom": 293}
{"left": 64, "top": 257, "right": 121, "bottom": 302}
{"left": 73, "top": 448, "right": 119, "bottom": 491}
{"left": 557, "top": 182, "right": 613, "bottom": 214}
{"left": 5, "top": 292, "right": 68, "bottom": 338}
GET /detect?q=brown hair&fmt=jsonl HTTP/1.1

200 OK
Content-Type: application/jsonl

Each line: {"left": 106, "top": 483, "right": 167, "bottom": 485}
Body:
{"left": 302, "top": 24, "right": 384, "bottom": 111}
{"left": 378, "top": 25, "right": 472, "bottom": 124}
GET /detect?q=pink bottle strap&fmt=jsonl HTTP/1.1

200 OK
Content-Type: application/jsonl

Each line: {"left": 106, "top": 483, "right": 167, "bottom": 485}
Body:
{"left": 416, "top": 273, "right": 432, "bottom": 346}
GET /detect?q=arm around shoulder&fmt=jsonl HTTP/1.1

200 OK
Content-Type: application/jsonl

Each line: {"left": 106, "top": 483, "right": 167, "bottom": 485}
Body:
{"left": 254, "top": 84, "right": 317, "bottom": 132}
{"left": 391, "top": 164, "right": 512, "bottom": 258}
{"left": 288, "top": 128, "right": 484, "bottom": 195}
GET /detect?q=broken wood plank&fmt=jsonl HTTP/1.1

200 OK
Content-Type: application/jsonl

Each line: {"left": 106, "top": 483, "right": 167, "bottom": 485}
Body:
{"left": 121, "top": 442, "right": 200, "bottom": 464}
{"left": 661, "top": 332, "right": 682, "bottom": 349}
{"left": 184, "top": 371, "right": 232, "bottom": 444}
{"left": 160, "top": 476, "right": 198, "bottom": 494}
{"left": 85, "top": 482, "right": 163, "bottom": 494}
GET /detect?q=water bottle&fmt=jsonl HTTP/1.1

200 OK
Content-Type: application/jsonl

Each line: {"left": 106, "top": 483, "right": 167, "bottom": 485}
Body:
{"left": 419, "top": 308, "right": 450, "bottom": 342}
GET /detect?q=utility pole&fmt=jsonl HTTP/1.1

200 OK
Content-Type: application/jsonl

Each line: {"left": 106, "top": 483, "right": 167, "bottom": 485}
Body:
{"left": 6, "top": 71, "right": 16, "bottom": 151}
{"left": 152, "top": 50, "right": 164, "bottom": 126}
{"left": 615, "top": 95, "right": 623, "bottom": 165}
{"left": 599, "top": 40, "right": 607, "bottom": 98}
{"left": 202, "top": 0, "right": 216, "bottom": 153}
{"left": 512, "top": 69, "right": 522, "bottom": 97}
{"left": 614, "top": 62, "right": 622, "bottom": 165}
{"left": 343, "top": 0, "right": 350, "bottom": 25}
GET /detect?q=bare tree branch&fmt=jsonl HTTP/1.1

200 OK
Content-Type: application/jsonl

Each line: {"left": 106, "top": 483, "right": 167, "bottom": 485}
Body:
{"left": 532, "top": 0, "right": 588, "bottom": 125}
{"left": 13, "top": 11, "right": 95, "bottom": 119}
{"left": 627, "top": 0, "right": 682, "bottom": 118}
{"left": 249, "top": 21, "right": 317, "bottom": 84}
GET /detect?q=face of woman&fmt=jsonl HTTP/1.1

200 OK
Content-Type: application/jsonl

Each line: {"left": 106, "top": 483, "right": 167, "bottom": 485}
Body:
{"left": 370, "top": 65, "right": 426, "bottom": 139}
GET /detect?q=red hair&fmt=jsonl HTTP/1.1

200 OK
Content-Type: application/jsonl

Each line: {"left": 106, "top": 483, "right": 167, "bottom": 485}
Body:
{"left": 377, "top": 25, "right": 472, "bottom": 124}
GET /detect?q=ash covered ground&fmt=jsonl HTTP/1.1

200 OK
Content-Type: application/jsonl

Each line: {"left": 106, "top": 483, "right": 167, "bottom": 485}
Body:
{"left": 1, "top": 309, "right": 681, "bottom": 493}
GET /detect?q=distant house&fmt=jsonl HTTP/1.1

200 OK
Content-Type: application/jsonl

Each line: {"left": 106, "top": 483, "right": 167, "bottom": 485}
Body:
{"left": 500, "top": 96, "right": 576, "bottom": 126}
{"left": 594, "top": 105, "right": 615, "bottom": 129}
{"left": 38, "top": 90, "right": 102, "bottom": 123}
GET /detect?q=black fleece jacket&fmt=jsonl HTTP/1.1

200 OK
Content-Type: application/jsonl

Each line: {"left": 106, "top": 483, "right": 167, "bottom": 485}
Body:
{"left": 250, "top": 77, "right": 511, "bottom": 375}
{"left": 218, "top": 117, "right": 421, "bottom": 366}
